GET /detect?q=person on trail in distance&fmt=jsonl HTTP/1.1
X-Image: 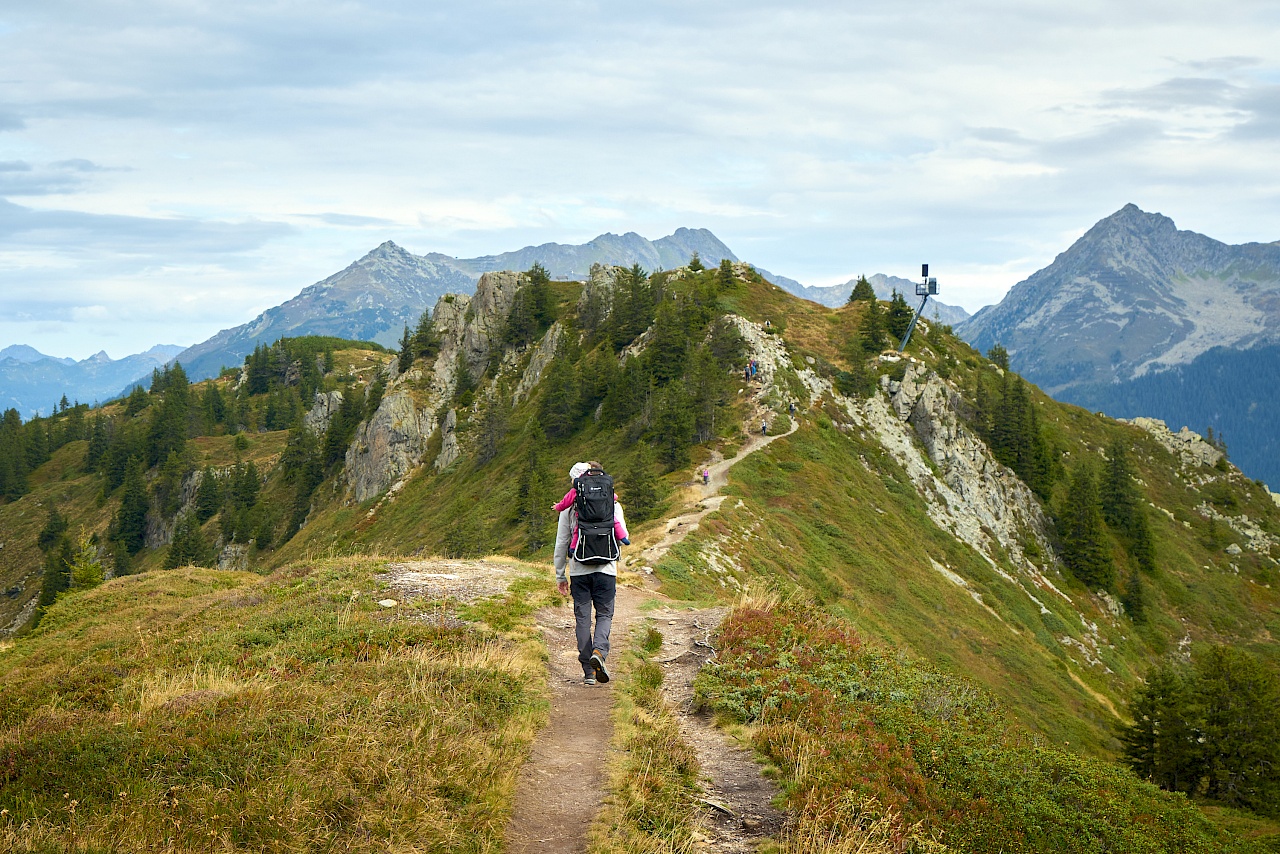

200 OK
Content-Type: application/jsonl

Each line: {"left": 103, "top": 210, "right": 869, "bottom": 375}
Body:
{"left": 554, "top": 461, "right": 629, "bottom": 686}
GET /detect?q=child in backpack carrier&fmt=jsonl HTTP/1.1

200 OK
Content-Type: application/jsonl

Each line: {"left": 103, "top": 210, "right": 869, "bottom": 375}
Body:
{"left": 553, "top": 462, "right": 630, "bottom": 548}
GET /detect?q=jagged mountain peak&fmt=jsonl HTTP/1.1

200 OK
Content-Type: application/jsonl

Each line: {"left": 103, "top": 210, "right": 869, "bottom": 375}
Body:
{"left": 958, "top": 204, "right": 1280, "bottom": 397}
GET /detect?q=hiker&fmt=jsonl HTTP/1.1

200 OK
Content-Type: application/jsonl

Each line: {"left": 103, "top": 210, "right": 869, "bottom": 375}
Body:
{"left": 789, "top": 401, "right": 795, "bottom": 416}
{"left": 552, "top": 462, "right": 630, "bottom": 549}
{"left": 554, "top": 461, "right": 629, "bottom": 686}
{"left": 701, "top": 466, "right": 710, "bottom": 485}
{"left": 761, "top": 420, "right": 768, "bottom": 436}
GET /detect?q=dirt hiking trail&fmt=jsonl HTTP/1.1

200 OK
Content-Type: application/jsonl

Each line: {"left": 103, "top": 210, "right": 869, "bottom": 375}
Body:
{"left": 504, "top": 418, "right": 797, "bottom": 853}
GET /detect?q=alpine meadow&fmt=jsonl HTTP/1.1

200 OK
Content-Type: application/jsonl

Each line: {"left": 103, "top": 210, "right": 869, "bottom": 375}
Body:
{"left": 2, "top": 257, "right": 1279, "bottom": 853}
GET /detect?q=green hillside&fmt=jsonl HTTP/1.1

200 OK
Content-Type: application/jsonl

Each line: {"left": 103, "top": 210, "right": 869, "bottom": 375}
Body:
{"left": 1, "top": 262, "right": 1278, "bottom": 850}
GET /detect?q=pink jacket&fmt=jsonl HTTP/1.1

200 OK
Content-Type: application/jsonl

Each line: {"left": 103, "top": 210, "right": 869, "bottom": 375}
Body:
{"left": 554, "top": 488, "right": 628, "bottom": 548}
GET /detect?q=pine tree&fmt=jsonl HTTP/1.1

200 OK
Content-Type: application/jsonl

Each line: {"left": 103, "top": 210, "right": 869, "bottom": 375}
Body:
{"left": 716, "top": 258, "right": 737, "bottom": 292}
{"left": 68, "top": 531, "right": 105, "bottom": 589}
{"left": 620, "top": 445, "right": 662, "bottom": 523}
{"left": 858, "top": 298, "right": 886, "bottom": 354}
{"left": 987, "top": 343, "right": 1010, "bottom": 370}
{"left": 33, "top": 537, "right": 73, "bottom": 626}
{"left": 1057, "top": 461, "right": 1115, "bottom": 590}
{"left": 687, "top": 252, "right": 704, "bottom": 272}
{"left": 646, "top": 295, "right": 690, "bottom": 385}
{"left": 115, "top": 457, "right": 150, "bottom": 555}
{"left": 397, "top": 324, "right": 414, "bottom": 371}
{"left": 1102, "top": 439, "right": 1156, "bottom": 573}
{"left": 885, "top": 290, "right": 916, "bottom": 341}
{"left": 848, "top": 275, "right": 876, "bottom": 303}
{"left": 517, "top": 429, "right": 554, "bottom": 553}
{"left": 650, "top": 382, "right": 695, "bottom": 468}
{"left": 472, "top": 390, "right": 510, "bottom": 466}
{"left": 195, "top": 467, "right": 223, "bottom": 523}
{"left": 538, "top": 349, "right": 579, "bottom": 441}
{"left": 412, "top": 309, "right": 440, "bottom": 361}
{"left": 166, "top": 513, "right": 215, "bottom": 569}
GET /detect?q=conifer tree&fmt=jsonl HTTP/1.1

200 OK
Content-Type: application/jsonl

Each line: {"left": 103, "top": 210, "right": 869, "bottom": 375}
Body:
{"left": 472, "top": 389, "right": 510, "bottom": 466}
{"left": 538, "top": 349, "right": 579, "bottom": 441}
{"left": 987, "top": 343, "right": 1010, "bottom": 370}
{"left": 848, "top": 275, "right": 876, "bottom": 303}
{"left": 716, "top": 258, "right": 737, "bottom": 292}
{"left": 34, "top": 537, "right": 73, "bottom": 626}
{"left": 115, "top": 457, "right": 149, "bottom": 555}
{"left": 68, "top": 531, "right": 105, "bottom": 589}
{"left": 1102, "top": 439, "right": 1156, "bottom": 573}
{"left": 687, "top": 252, "right": 704, "bottom": 272}
{"left": 1057, "top": 460, "right": 1115, "bottom": 590}
{"left": 650, "top": 382, "right": 695, "bottom": 468}
{"left": 885, "top": 290, "right": 916, "bottom": 341}
{"left": 516, "top": 428, "right": 553, "bottom": 553}
{"left": 124, "top": 385, "right": 150, "bottom": 416}
{"left": 397, "top": 324, "right": 414, "bottom": 372}
{"left": 858, "top": 298, "right": 886, "bottom": 354}
{"left": 195, "top": 467, "right": 222, "bottom": 523}
{"left": 646, "top": 295, "right": 690, "bottom": 385}
{"left": 166, "top": 512, "right": 215, "bottom": 569}
{"left": 412, "top": 309, "right": 439, "bottom": 361}
{"left": 620, "top": 444, "right": 662, "bottom": 524}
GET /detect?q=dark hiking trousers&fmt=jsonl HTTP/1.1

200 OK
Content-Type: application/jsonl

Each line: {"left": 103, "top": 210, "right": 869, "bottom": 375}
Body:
{"left": 570, "top": 573, "right": 616, "bottom": 676}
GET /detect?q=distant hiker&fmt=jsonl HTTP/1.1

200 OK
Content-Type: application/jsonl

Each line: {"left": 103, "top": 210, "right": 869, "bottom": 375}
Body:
{"left": 789, "top": 401, "right": 795, "bottom": 415}
{"left": 744, "top": 365, "right": 751, "bottom": 383}
{"left": 761, "top": 420, "right": 768, "bottom": 436}
{"left": 701, "top": 466, "right": 710, "bottom": 485}
{"left": 553, "top": 462, "right": 629, "bottom": 550}
{"left": 555, "top": 462, "right": 629, "bottom": 686}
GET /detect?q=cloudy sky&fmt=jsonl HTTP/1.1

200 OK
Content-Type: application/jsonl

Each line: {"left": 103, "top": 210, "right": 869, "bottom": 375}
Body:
{"left": 2, "top": 1, "right": 1278, "bottom": 359}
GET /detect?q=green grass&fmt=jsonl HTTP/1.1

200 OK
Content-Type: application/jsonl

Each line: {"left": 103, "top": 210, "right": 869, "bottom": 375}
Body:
{"left": 695, "top": 604, "right": 1246, "bottom": 853}
{"left": 0, "top": 555, "right": 552, "bottom": 852}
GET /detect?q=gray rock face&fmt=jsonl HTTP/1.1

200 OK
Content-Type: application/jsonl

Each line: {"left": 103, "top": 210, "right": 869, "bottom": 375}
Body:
{"left": 304, "top": 390, "right": 346, "bottom": 435}
{"left": 513, "top": 322, "right": 564, "bottom": 404}
{"left": 217, "top": 543, "right": 250, "bottom": 571}
{"left": 1120, "top": 417, "right": 1224, "bottom": 469}
{"left": 434, "top": 408, "right": 460, "bottom": 471}
{"left": 345, "top": 390, "right": 434, "bottom": 503}
{"left": 958, "top": 204, "right": 1280, "bottom": 395}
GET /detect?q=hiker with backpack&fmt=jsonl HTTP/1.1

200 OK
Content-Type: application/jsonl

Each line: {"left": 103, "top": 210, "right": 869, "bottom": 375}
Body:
{"left": 554, "top": 461, "right": 629, "bottom": 686}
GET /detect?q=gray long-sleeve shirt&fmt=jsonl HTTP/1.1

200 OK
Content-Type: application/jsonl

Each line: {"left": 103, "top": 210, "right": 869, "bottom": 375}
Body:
{"left": 553, "top": 502, "right": 626, "bottom": 582}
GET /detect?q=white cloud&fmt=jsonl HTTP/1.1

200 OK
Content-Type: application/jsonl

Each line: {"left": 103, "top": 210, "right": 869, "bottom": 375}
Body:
{"left": 1, "top": 0, "right": 1278, "bottom": 356}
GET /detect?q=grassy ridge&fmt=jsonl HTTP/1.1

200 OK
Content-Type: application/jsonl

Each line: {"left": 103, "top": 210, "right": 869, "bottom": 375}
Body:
{"left": 696, "top": 604, "right": 1252, "bottom": 853}
{"left": 0, "top": 557, "right": 550, "bottom": 852}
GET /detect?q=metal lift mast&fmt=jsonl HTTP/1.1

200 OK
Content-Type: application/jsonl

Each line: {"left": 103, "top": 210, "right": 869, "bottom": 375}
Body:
{"left": 898, "top": 264, "right": 938, "bottom": 352}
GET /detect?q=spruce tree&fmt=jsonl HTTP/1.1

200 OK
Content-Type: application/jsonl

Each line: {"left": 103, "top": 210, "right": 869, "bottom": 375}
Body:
{"left": 621, "top": 445, "right": 662, "bottom": 524}
{"left": 650, "top": 382, "right": 695, "bottom": 468}
{"left": 115, "top": 457, "right": 150, "bottom": 555}
{"left": 1102, "top": 438, "right": 1156, "bottom": 573}
{"left": 538, "top": 349, "right": 579, "bottom": 441}
{"left": 166, "top": 513, "right": 215, "bottom": 569}
{"left": 859, "top": 298, "right": 886, "bottom": 354}
{"left": 1057, "top": 461, "right": 1115, "bottom": 590}
{"left": 687, "top": 252, "right": 704, "bottom": 272}
{"left": 716, "top": 258, "right": 737, "bottom": 292}
{"left": 195, "top": 467, "right": 222, "bottom": 523}
{"left": 987, "top": 343, "right": 1010, "bottom": 370}
{"left": 517, "top": 428, "right": 553, "bottom": 553}
{"left": 397, "top": 324, "right": 414, "bottom": 372}
{"left": 33, "top": 537, "right": 73, "bottom": 626}
{"left": 646, "top": 296, "right": 689, "bottom": 385}
{"left": 848, "top": 275, "right": 876, "bottom": 303}
{"left": 885, "top": 290, "right": 916, "bottom": 341}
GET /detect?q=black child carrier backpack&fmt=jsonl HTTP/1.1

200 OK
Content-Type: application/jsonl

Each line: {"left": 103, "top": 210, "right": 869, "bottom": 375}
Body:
{"left": 572, "top": 468, "right": 619, "bottom": 564}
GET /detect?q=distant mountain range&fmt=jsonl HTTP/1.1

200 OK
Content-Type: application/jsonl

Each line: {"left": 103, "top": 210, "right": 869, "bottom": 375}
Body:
{"left": 174, "top": 228, "right": 741, "bottom": 382}
{"left": 764, "top": 272, "right": 970, "bottom": 325}
{"left": 0, "top": 345, "right": 184, "bottom": 417}
{"left": 957, "top": 203, "right": 1280, "bottom": 487}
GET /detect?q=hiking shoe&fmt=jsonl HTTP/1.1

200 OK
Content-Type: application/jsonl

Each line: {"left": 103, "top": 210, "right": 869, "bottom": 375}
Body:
{"left": 590, "top": 650, "right": 610, "bottom": 684}
{"left": 583, "top": 674, "right": 597, "bottom": 686}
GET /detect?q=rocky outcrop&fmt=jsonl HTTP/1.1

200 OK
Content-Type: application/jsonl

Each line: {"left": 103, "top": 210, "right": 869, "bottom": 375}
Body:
{"left": 435, "top": 409, "right": 460, "bottom": 470}
{"left": 1120, "top": 417, "right": 1224, "bottom": 469}
{"left": 513, "top": 322, "right": 564, "bottom": 404}
{"left": 217, "top": 543, "right": 250, "bottom": 571}
{"left": 304, "top": 390, "right": 346, "bottom": 435}
{"left": 345, "top": 390, "right": 434, "bottom": 503}
{"left": 460, "top": 271, "right": 522, "bottom": 379}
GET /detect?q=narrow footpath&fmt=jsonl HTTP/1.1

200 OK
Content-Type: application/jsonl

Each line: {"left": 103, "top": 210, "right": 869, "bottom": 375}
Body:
{"left": 503, "top": 417, "right": 798, "bottom": 853}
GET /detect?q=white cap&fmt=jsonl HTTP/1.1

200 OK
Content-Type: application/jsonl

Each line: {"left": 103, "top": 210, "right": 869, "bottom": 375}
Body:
{"left": 569, "top": 462, "right": 590, "bottom": 480}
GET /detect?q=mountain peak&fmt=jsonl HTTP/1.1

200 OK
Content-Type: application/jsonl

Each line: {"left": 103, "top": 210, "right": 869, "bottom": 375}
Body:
{"left": 1092, "top": 203, "right": 1177, "bottom": 237}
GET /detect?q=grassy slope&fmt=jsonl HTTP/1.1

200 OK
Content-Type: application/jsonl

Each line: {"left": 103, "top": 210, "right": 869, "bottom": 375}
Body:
{"left": 0, "top": 556, "right": 551, "bottom": 852}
